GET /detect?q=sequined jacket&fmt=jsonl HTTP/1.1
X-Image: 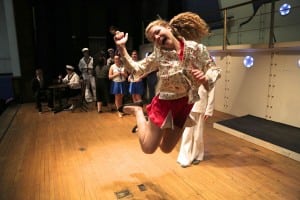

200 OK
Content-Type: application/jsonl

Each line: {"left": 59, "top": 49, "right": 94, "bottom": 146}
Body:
{"left": 121, "top": 39, "right": 221, "bottom": 103}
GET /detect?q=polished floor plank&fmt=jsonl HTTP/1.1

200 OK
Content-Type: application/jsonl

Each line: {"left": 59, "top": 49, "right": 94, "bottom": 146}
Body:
{"left": 0, "top": 103, "right": 299, "bottom": 200}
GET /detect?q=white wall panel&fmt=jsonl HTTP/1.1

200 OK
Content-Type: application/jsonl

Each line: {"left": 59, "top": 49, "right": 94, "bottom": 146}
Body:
{"left": 0, "top": 59, "right": 11, "bottom": 74}
{"left": 210, "top": 48, "right": 300, "bottom": 128}
{"left": 0, "top": 0, "right": 20, "bottom": 76}
{"left": 270, "top": 52, "right": 300, "bottom": 127}
{"left": 228, "top": 52, "right": 270, "bottom": 117}
{"left": 0, "top": 0, "right": 10, "bottom": 74}
{"left": 210, "top": 53, "right": 227, "bottom": 112}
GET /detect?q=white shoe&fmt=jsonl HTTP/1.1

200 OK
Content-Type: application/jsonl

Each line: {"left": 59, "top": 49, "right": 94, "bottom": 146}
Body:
{"left": 118, "top": 112, "right": 123, "bottom": 118}
{"left": 68, "top": 104, "right": 74, "bottom": 110}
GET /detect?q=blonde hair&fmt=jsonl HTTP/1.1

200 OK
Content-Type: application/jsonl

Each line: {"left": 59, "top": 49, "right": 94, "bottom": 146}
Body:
{"left": 145, "top": 19, "right": 169, "bottom": 42}
{"left": 170, "top": 12, "right": 209, "bottom": 42}
{"left": 145, "top": 12, "right": 209, "bottom": 43}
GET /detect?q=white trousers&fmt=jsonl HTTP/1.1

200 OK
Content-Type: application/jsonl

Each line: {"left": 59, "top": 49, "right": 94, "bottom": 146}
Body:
{"left": 83, "top": 74, "right": 96, "bottom": 102}
{"left": 177, "top": 112, "right": 204, "bottom": 166}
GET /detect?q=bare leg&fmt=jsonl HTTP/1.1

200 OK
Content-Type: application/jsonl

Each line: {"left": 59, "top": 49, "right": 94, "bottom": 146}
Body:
{"left": 115, "top": 94, "right": 124, "bottom": 117}
{"left": 108, "top": 103, "right": 114, "bottom": 111}
{"left": 97, "top": 101, "right": 102, "bottom": 112}
{"left": 115, "top": 94, "right": 123, "bottom": 109}
{"left": 159, "top": 126, "right": 183, "bottom": 153}
{"left": 123, "top": 106, "right": 163, "bottom": 154}
{"left": 131, "top": 95, "right": 135, "bottom": 103}
{"left": 132, "top": 94, "right": 142, "bottom": 103}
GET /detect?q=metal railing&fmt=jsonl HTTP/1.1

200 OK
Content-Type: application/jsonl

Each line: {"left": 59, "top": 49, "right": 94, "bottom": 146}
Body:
{"left": 201, "top": 0, "right": 300, "bottom": 49}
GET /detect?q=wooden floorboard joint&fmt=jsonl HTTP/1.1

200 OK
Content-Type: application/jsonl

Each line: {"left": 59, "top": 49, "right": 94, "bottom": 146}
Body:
{"left": 0, "top": 103, "right": 20, "bottom": 143}
{"left": 115, "top": 189, "right": 132, "bottom": 199}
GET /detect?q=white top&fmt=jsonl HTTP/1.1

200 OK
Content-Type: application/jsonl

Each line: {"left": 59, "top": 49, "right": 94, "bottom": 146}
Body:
{"left": 110, "top": 64, "right": 126, "bottom": 82}
{"left": 62, "top": 72, "right": 81, "bottom": 89}
{"left": 191, "top": 84, "right": 215, "bottom": 116}
{"left": 78, "top": 56, "right": 94, "bottom": 75}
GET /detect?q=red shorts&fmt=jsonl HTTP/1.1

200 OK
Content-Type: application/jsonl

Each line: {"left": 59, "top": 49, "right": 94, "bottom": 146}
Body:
{"left": 146, "top": 95, "right": 193, "bottom": 129}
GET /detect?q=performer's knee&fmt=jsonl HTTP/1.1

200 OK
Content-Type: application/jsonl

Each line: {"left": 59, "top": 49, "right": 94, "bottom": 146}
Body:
{"left": 141, "top": 146, "right": 157, "bottom": 154}
{"left": 159, "top": 146, "right": 173, "bottom": 154}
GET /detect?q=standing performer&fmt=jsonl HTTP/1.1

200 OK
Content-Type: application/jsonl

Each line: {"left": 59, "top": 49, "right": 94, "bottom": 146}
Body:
{"left": 31, "top": 68, "right": 53, "bottom": 113}
{"left": 78, "top": 48, "right": 96, "bottom": 102}
{"left": 94, "top": 51, "right": 111, "bottom": 113}
{"left": 128, "top": 50, "right": 145, "bottom": 103}
{"left": 114, "top": 12, "right": 221, "bottom": 154}
{"left": 177, "top": 84, "right": 215, "bottom": 167}
{"left": 109, "top": 55, "right": 128, "bottom": 117}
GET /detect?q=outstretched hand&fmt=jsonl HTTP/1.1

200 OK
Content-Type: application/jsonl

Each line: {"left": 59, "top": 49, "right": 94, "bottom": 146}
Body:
{"left": 114, "top": 31, "right": 128, "bottom": 46}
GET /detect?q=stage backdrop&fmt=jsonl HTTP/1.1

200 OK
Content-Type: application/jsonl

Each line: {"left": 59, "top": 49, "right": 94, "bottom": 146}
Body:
{"left": 210, "top": 44, "right": 300, "bottom": 128}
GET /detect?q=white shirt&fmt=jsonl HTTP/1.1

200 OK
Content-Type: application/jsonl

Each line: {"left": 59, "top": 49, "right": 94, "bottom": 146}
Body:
{"left": 62, "top": 72, "right": 81, "bottom": 89}
{"left": 78, "top": 56, "right": 94, "bottom": 74}
{"left": 192, "top": 85, "right": 215, "bottom": 116}
{"left": 110, "top": 64, "right": 126, "bottom": 82}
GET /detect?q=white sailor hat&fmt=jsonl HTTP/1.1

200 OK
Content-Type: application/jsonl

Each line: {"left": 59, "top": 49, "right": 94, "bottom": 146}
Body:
{"left": 66, "top": 65, "right": 74, "bottom": 70}
{"left": 107, "top": 48, "right": 114, "bottom": 53}
{"left": 82, "top": 48, "right": 89, "bottom": 52}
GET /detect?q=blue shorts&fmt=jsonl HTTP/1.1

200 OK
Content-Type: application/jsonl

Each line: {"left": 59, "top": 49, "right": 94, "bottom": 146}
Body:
{"left": 110, "top": 81, "right": 127, "bottom": 94}
{"left": 129, "top": 81, "right": 144, "bottom": 95}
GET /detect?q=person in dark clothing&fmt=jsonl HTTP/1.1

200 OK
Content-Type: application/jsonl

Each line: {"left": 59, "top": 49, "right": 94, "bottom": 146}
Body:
{"left": 31, "top": 68, "right": 53, "bottom": 113}
{"left": 93, "top": 51, "right": 111, "bottom": 113}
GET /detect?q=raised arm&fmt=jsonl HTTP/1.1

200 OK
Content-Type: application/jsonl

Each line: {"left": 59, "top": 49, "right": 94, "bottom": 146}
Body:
{"left": 114, "top": 31, "right": 130, "bottom": 58}
{"left": 114, "top": 31, "right": 159, "bottom": 77}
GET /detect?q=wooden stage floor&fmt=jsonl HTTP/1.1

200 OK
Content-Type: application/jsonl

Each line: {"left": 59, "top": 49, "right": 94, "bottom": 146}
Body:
{"left": 0, "top": 103, "right": 299, "bottom": 200}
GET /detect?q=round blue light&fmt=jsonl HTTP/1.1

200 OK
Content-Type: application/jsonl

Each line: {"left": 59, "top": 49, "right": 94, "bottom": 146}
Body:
{"left": 243, "top": 56, "right": 254, "bottom": 68}
{"left": 279, "top": 3, "right": 291, "bottom": 16}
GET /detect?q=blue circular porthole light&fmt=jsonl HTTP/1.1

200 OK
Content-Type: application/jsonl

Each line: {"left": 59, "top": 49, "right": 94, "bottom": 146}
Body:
{"left": 243, "top": 56, "right": 254, "bottom": 68}
{"left": 279, "top": 3, "right": 291, "bottom": 16}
